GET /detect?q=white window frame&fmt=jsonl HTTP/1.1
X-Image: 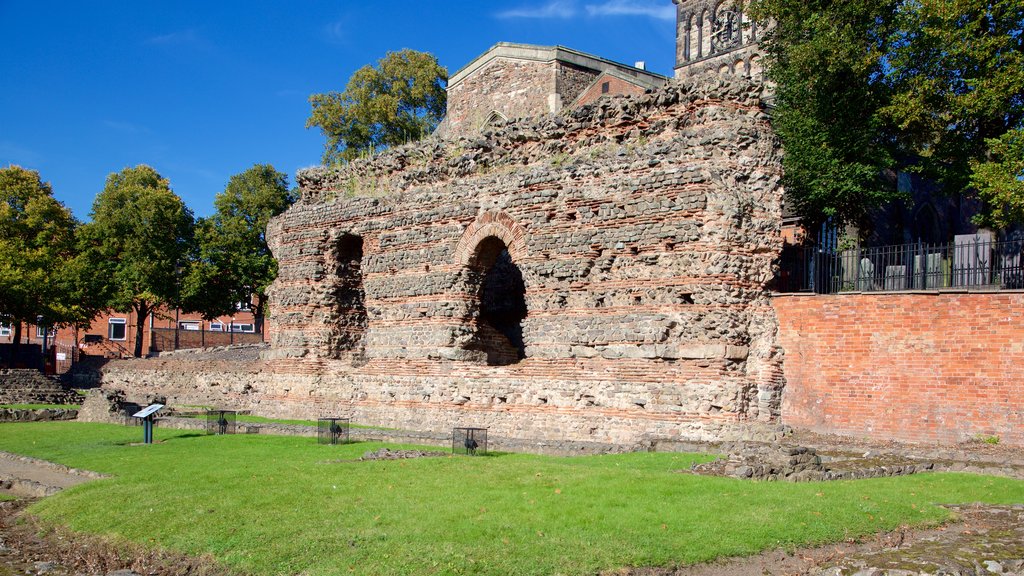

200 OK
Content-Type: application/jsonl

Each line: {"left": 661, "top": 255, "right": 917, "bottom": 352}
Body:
{"left": 178, "top": 321, "right": 200, "bottom": 331}
{"left": 209, "top": 322, "right": 224, "bottom": 332}
{"left": 36, "top": 325, "right": 57, "bottom": 338}
{"left": 0, "top": 323, "right": 11, "bottom": 337}
{"left": 230, "top": 322, "right": 255, "bottom": 333}
{"left": 108, "top": 318, "right": 127, "bottom": 341}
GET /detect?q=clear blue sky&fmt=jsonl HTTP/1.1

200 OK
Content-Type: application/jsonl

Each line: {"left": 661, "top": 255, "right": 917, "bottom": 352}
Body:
{"left": 1, "top": 1, "right": 677, "bottom": 220}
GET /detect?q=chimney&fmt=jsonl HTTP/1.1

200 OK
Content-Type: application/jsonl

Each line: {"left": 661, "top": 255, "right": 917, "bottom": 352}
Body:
{"left": 634, "top": 61, "right": 646, "bottom": 70}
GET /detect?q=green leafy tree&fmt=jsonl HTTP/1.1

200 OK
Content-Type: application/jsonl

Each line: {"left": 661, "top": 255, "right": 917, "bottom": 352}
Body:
{"left": 883, "top": 0, "right": 1024, "bottom": 228}
{"left": 307, "top": 49, "right": 447, "bottom": 164}
{"left": 751, "top": 0, "right": 903, "bottom": 229}
{"left": 970, "top": 129, "right": 1024, "bottom": 227}
{"left": 0, "top": 166, "right": 84, "bottom": 362}
{"left": 79, "top": 165, "right": 194, "bottom": 357}
{"left": 752, "top": 0, "right": 1024, "bottom": 230}
{"left": 181, "top": 164, "right": 296, "bottom": 333}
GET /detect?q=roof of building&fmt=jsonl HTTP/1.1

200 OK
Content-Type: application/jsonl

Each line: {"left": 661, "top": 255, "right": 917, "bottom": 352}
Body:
{"left": 447, "top": 42, "right": 668, "bottom": 90}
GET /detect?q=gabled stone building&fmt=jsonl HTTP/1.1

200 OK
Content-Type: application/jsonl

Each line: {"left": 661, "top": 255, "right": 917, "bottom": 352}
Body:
{"left": 439, "top": 42, "right": 668, "bottom": 140}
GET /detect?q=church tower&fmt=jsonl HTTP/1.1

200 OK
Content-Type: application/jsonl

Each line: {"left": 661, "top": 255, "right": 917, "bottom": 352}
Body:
{"left": 673, "top": 0, "right": 763, "bottom": 79}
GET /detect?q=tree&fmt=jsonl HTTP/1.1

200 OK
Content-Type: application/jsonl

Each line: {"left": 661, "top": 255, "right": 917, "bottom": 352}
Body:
{"left": 751, "top": 0, "right": 1024, "bottom": 230}
{"left": 0, "top": 166, "right": 81, "bottom": 362}
{"left": 883, "top": 0, "right": 1024, "bottom": 229}
{"left": 307, "top": 49, "right": 447, "bottom": 164}
{"left": 79, "top": 165, "right": 194, "bottom": 357}
{"left": 181, "top": 164, "right": 296, "bottom": 333}
{"left": 751, "top": 0, "right": 904, "bottom": 229}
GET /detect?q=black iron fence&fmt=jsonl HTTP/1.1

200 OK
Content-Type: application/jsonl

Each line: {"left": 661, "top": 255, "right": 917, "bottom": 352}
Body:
{"left": 777, "top": 236, "right": 1024, "bottom": 293}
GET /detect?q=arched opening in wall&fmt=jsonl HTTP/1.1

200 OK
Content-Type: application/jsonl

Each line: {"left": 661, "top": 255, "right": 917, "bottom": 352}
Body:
{"left": 467, "top": 236, "right": 527, "bottom": 366}
{"left": 330, "top": 233, "right": 367, "bottom": 359}
{"left": 482, "top": 110, "right": 508, "bottom": 131}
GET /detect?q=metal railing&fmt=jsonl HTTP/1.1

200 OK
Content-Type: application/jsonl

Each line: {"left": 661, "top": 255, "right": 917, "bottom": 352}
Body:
{"left": 776, "top": 236, "right": 1024, "bottom": 293}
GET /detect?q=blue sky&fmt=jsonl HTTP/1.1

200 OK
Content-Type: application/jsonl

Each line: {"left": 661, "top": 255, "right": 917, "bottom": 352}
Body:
{"left": 1, "top": 1, "right": 677, "bottom": 220}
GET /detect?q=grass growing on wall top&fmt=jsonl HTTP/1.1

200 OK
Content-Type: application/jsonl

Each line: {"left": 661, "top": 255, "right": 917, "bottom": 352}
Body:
{"left": 1, "top": 422, "right": 1022, "bottom": 575}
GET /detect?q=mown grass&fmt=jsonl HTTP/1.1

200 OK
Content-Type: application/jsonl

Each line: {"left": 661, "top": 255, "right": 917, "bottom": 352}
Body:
{"left": 1, "top": 422, "right": 1022, "bottom": 576}
{"left": 0, "top": 403, "right": 81, "bottom": 410}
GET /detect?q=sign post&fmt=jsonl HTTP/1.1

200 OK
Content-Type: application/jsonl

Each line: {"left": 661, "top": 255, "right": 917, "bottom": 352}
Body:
{"left": 132, "top": 404, "right": 164, "bottom": 444}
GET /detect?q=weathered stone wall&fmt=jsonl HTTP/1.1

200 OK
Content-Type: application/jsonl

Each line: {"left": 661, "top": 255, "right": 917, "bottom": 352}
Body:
{"left": 554, "top": 61, "right": 599, "bottom": 107}
{"left": 774, "top": 292, "right": 1024, "bottom": 446}
{"left": 252, "top": 75, "right": 786, "bottom": 444}
{"left": 445, "top": 58, "right": 555, "bottom": 137}
{"left": 0, "top": 369, "right": 79, "bottom": 405}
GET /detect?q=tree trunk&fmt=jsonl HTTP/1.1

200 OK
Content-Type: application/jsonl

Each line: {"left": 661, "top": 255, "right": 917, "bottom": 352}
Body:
{"left": 133, "top": 303, "right": 150, "bottom": 358}
{"left": 254, "top": 294, "right": 266, "bottom": 340}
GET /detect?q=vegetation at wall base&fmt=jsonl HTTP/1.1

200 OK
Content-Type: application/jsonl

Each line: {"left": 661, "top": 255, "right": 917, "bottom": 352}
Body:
{"left": 1, "top": 422, "right": 1022, "bottom": 576}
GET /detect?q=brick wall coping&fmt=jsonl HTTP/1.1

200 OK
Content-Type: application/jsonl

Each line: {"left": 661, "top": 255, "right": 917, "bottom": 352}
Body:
{"left": 771, "top": 289, "right": 1024, "bottom": 298}
{"left": 449, "top": 42, "right": 668, "bottom": 89}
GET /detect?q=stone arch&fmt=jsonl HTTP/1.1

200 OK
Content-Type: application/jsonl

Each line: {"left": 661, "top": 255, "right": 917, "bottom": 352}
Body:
{"left": 454, "top": 210, "right": 528, "bottom": 267}
{"left": 481, "top": 110, "right": 508, "bottom": 130}
{"left": 913, "top": 203, "right": 941, "bottom": 244}
{"left": 454, "top": 211, "right": 530, "bottom": 365}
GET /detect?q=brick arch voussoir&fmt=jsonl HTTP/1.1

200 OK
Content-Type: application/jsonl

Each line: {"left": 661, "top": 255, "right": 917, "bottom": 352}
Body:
{"left": 455, "top": 210, "right": 529, "bottom": 268}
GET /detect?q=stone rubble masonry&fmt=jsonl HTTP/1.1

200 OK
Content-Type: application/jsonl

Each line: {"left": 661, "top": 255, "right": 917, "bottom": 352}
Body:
{"left": 267, "top": 74, "right": 785, "bottom": 445}
{"left": 773, "top": 292, "right": 1024, "bottom": 447}
{"left": 82, "top": 75, "right": 789, "bottom": 447}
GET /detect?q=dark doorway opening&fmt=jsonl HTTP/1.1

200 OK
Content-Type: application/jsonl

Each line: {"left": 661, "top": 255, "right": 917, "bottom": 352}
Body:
{"left": 331, "top": 234, "right": 367, "bottom": 358}
{"left": 469, "top": 236, "right": 527, "bottom": 365}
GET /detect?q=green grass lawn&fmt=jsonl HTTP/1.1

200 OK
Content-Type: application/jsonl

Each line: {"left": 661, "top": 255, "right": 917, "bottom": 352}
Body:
{"left": 0, "top": 403, "right": 81, "bottom": 410}
{"left": 1, "top": 422, "right": 1022, "bottom": 576}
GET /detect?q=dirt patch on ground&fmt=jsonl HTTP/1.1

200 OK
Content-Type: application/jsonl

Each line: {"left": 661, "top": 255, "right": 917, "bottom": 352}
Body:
{"left": 611, "top": 505, "right": 1024, "bottom": 576}
{"left": 0, "top": 499, "right": 229, "bottom": 576}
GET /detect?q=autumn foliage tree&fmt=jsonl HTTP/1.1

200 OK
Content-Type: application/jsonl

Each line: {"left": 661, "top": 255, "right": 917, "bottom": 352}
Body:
{"left": 307, "top": 49, "right": 447, "bottom": 164}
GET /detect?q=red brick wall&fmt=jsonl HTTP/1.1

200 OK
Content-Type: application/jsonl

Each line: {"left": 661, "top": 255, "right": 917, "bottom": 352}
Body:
{"left": 574, "top": 74, "right": 649, "bottom": 107}
{"left": 774, "top": 292, "right": 1024, "bottom": 446}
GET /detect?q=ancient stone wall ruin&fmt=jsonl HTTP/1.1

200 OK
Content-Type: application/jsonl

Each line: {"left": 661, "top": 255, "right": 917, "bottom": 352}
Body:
{"left": 252, "top": 75, "right": 786, "bottom": 444}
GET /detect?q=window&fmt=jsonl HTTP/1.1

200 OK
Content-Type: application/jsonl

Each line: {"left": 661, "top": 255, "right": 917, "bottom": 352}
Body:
{"left": 601, "top": 81, "right": 610, "bottom": 94}
{"left": 178, "top": 321, "right": 200, "bottom": 331}
{"left": 108, "top": 318, "right": 127, "bottom": 341}
{"left": 209, "top": 322, "right": 224, "bottom": 332}
{"left": 235, "top": 300, "right": 252, "bottom": 311}
{"left": 230, "top": 323, "right": 255, "bottom": 333}
{"left": 35, "top": 325, "right": 56, "bottom": 338}
{"left": 0, "top": 323, "right": 10, "bottom": 337}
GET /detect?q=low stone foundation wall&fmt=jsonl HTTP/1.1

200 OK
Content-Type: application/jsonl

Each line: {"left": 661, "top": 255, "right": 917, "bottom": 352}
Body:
{"left": 0, "top": 369, "right": 80, "bottom": 405}
{"left": 78, "top": 349, "right": 791, "bottom": 449}
{"left": 0, "top": 408, "right": 78, "bottom": 423}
